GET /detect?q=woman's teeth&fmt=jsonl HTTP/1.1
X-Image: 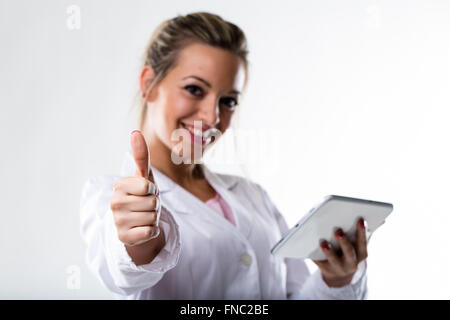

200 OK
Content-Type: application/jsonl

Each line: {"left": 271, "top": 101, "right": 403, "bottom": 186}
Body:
{"left": 182, "top": 123, "right": 203, "bottom": 136}
{"left": 181, "top": 123, "right": 205, "bottom": 140}
{"left": 193, "top": 127, "right": 203, "bottom": 137}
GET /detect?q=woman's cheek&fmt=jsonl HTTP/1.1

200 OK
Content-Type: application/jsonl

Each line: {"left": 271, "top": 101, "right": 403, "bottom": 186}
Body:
{"left": 167, "top": 94, "right": 196, "bottom": 125}
{"left": 163, "top": 95, "right": 196, "bottom": 146}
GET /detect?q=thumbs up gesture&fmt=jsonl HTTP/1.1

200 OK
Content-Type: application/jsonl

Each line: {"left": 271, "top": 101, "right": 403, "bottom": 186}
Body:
{"left": 110, "top": 130, "right": 165, "bottom": 264}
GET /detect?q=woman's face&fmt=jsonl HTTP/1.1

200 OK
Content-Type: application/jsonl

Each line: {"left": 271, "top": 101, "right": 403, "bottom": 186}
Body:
{"left": 141, "top": 42, "right": 246, "bottom": 162}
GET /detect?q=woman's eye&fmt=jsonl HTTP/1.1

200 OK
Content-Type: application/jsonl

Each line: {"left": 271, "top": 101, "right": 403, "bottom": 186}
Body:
{"left": 185, "top": 85, "right": 203, "bottom": 97}
{"left": 220, "top": 97, "right": 238, "bottom": 110}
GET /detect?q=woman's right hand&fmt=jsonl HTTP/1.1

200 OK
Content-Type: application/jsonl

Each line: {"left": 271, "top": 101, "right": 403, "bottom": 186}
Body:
{"left": 110, "top": 130, "right": 165, "bottom": 264}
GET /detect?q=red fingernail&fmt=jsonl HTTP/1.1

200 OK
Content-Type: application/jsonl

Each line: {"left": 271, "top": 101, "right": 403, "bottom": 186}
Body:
{"left": 336, "top": 229, "right": 344, "bottom": 239}
{"left": 359, "top": 218, "right": 365, "bottom": 229}
{"left": 320, "top": 241, "right": 329, "bottom": 251}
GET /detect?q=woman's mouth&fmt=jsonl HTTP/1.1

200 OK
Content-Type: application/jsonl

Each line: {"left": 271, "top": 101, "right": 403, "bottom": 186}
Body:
{"left": 180, "top": 122, "right": 207, "bottom": 145}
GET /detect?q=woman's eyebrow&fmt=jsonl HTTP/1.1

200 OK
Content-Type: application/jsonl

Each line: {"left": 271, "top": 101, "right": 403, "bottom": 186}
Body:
{"left": 182, "top": 75, "right": 240, "bottom": 95}
{"left": 182, "top": 75, "right": 211, "bottom": 88}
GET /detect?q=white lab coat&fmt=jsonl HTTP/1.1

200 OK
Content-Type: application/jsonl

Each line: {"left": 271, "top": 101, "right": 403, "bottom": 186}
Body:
{"left": 80, "top": 151, "right": 368, "bottom": 299}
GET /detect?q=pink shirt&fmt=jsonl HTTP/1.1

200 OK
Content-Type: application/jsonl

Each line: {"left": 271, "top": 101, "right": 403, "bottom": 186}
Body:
{"left": 205, "top": 192, "right": 237, "bottom": 227}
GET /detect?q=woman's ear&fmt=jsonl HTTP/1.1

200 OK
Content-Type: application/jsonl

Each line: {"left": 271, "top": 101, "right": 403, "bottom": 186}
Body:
{"left": 140, "top": 66, "right": 156, "bottom": 101}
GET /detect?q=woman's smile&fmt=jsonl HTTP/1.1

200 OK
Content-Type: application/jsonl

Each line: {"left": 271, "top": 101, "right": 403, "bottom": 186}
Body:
{"left": 179, "top": 121, "right": 208, "bottom": 146}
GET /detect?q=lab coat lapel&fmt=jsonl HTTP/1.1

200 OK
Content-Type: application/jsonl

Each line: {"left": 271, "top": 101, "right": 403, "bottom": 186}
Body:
{"left": 202, "top": 165, "right": 253, "bottom": 238}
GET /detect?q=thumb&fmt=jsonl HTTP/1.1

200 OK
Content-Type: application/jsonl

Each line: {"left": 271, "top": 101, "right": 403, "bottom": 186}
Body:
{"left": 130, "top": 130, "right": 150, "bottom": 180}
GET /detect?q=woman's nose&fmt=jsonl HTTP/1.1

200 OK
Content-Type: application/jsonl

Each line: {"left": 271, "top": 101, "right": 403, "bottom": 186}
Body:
{"left": 198, "top": 100, "right": 220, "bottom": 128}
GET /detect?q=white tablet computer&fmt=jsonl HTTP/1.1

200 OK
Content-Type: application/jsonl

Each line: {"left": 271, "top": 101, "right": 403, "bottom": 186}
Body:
{"left": 270, "top": 195, "right": 393, "bottom": 260}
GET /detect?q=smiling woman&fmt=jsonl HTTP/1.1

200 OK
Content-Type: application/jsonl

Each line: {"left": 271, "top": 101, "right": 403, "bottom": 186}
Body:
{"left": 140, "top": 43, "right": 246, "bottom": 165}
{"left": 137, "top": 21, "right": 248, "bottom": 174}
{"left": 80, "top": 11, "right": 369, "bottom": 300}
{"left": 137, "top": 13, "right": 248, "bottom": 128}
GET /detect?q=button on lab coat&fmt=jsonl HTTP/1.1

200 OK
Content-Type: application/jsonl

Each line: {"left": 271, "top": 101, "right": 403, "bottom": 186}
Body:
{"left": 80, "top": 151, "right": 368, "bottom": 299}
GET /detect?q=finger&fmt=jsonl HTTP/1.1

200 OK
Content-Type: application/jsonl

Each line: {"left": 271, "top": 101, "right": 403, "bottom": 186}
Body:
{"left": 355, "top": 218, "right": 368, "bottom": 262}
{"left": 114, "top": 210, "right": 157, "bottom": 228}
{"left": 131, "top": 130, "right": 150, "bottom": 180}
{"left": 120, "top": 194, "right": 159, "bottom": 212}
{"left": 114, "top": 177, "right": 157, "bottom": 196}
{"left": 335, "top": 228, "right": 358, "bottom": 264}
{"left": 123, "top": 226, "right": 158, "bottom": 246}
{"left": 312, "top": 259, "right": 328, "bottom": 269}
{"left": 127, "top": 211, "right": 158, "bottom": 228}
{"left": 319, "top": 240, "right": 343, "bottom": 271}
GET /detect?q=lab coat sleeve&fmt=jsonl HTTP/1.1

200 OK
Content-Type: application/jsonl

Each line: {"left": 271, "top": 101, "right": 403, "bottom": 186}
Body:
{"left": 256, "top": 184, "right": 368, "bottom": 300}
{"left": 80, "top": 175, "right": 182, "bottom": 297}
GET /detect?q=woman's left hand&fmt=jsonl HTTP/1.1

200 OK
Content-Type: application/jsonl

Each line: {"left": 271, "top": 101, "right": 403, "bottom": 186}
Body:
{"left": 312, "top": 218, "right": 372, "bottom": 288}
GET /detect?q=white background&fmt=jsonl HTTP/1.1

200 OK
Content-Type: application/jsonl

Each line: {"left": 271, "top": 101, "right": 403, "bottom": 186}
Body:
{"left": 1, "top": 0, "right": 449, "bottom": 299}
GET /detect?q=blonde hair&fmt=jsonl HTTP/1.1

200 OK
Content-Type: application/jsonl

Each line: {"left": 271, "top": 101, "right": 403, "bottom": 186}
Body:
{"left": 136, "top": 12, "right": 249, "bottom": 131}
